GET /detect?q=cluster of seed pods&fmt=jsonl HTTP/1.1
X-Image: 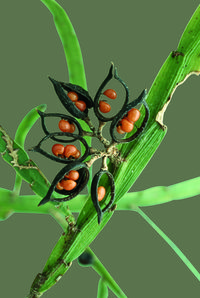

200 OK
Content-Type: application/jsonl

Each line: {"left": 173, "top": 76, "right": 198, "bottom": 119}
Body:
{"left": 30, "top": 64, "right": 149, "bottom": 224}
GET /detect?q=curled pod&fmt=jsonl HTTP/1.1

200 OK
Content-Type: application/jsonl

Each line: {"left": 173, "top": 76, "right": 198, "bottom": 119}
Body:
{"left": 91, "top": 170, "right": 115, "bottom": 224}
{"left": 38, "top": 162, "right": 90, "bottom": 206}
{"left": 37, "top": 111, "right": 83, "bottom": 142}
{"left": 93, "top": 63, "right": 129, "bottom": 122}
{"left": 110, "top": 89, "right": 150, "bottom": 143}
{"left": 49, "top": 77, "right": 93, "bottom": 119}
{"left": 29, "top": 132, "right": 89, "bottom": 164}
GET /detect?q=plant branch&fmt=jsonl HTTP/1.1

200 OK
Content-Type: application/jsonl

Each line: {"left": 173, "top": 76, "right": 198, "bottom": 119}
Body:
{"left": 86, "top": 247, "right": 127, "bottom": 298}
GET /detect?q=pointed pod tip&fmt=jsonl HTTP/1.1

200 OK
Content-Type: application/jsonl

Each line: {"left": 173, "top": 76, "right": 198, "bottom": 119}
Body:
{"left": 38, "top": 196, "right": 49, "bottom": 206}
{"left": 98, "top": 212, "right": 103, "bottom": 225}
{"left": 48, "top": 76, "right": 58, "bottom": 85}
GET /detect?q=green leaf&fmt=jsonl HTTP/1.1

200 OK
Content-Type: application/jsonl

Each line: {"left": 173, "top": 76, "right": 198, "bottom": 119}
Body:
{"left": 136, "top": 208, "right": 200, "bottom": 281}
{"left": 0, "top": 125, "right": 50, "bottom": 197}
{"left": 40, "top": 0, "right": 87, "bottom": 89}
{"left": 13, "top": 104, "right": 46, "bottom": 194}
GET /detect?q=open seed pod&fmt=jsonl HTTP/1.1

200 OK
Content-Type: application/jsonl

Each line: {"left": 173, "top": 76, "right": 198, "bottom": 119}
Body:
{"left": 38, "top": 162, "right": 89, "bottom": 206}
{"left": 49, "top": 77, "right": 93, "bottom": 119}
{"left": 110, "top": 89, "right": 150, "bottom": 143}
{"left": 37, "top": 111, "right": 83, "bottom": 142}
{"left": 29, "top": 132, "right": 89, "bottom": 164}
{"left": 93, "top": 63, "right": 129, "bottom": 122}
{"left": 91, "top": 169, "right": 115, "bottom": 224}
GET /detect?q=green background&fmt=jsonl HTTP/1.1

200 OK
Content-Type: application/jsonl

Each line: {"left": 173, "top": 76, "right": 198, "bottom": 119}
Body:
{"left": 0, "top": 0, "right": 200, "bottom": 297}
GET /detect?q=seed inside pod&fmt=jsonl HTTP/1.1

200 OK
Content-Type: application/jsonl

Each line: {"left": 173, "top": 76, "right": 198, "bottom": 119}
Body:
{"left": 52, "top": 144, "right": 65, "bottom": 157}
{"left": 97, "top": 186, "right": 106, "bottom": 201}
{"left": 67, "top": 91, "right": 79, "bottom": 102}
{"left": 99, "top": 101, "right": 111, "bottom": 113}
{"left": 103, "top": 89, "right": 117, "bottom": 99}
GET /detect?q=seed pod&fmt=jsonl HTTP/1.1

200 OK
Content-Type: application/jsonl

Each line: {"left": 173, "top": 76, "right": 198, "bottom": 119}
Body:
{"left": 110, "top": 89, "right": 150, "bottom": 143}
{"left": 78, "top": 251, "right": 94, "bottom": 267}
{"left": 29, "top": 132, "right": 89, "bottom": 164}
{"left": 49, "top": 77, "right": 93, "bottom": 119}
{"left": 38, "top": 162, "right": 89, "bottom": 205}
{"left": 37, "top": 111, "right": 83, "bottom": 142}
{"left": 91, "top": 170, "right": 115, "bottom": 224}
{"left": 93, "top": 63, "right": 129, "bottom": 122}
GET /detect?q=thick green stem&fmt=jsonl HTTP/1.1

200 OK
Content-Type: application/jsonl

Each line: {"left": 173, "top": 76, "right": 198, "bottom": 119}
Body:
{"left": 86, "top": 248, "right": 127, "bottom": 298}
{"left": 0, "top": 189, "right": 68, "bottom": 230}
{"left": 117, "top": 177, "right": 200, "bottom": 209}
{"left": 136, "top": 207, "right": 200, "bottom": 282}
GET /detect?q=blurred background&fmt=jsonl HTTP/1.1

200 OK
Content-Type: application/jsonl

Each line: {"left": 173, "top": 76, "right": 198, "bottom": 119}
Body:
{"left": 0, "top": 0, "right": 200, "bottom": 297}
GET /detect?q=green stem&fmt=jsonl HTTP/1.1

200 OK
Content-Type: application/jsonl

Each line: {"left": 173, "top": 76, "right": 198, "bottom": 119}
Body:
{"left": 0, "top": 189, "right": 68, "bottom": 230}
{"left": 97, "top": 278, "right": 109, "bottom": 298}
{"left": 86, "top": 248, "right": 127, "bottom": 298}
{"left": 117, "top": 177, "right": 200, "bottom": 209}
{"left": 13, "top": 104, "right": 46, "bottom": 195}
{"left": 40, "top": 0, "right": 87, "bottom": 89}
{"left": 2, "top": 176, "right": 199, "bottom": 221}
{"left": 136, "top": 207, "right": 200, "bottom": 282}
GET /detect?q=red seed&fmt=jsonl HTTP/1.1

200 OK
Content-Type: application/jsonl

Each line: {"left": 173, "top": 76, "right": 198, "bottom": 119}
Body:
{"left": 65, "top": 170, "right": 79, "bottom": 181}
{"left": 52, "top": 144, "right": 65, "bottom": 157}
{"left": 127, "top": 108, "right": 140, "bottom": 123}
{"left": 103, "top": 89, "right": 117, "bottom": 99}
{"left": 74, "top": 149, "right": 81, "bottom": 159}
{"left": 56, "top": 182, "right": 64, "bottom": 190}
{"left": 75, "top": 100, "right": 87, "bottom": 112}
{"left": 121, "top": 118, "right": 134, "bottom": 133}
{"left": 99, "top": 101, "right": 111, "bottom": 113}
{"left": 64, "top": 145, "right": 78, "bottom": 158}
{"left": 58, "top": 119, "right": 71, "bottom": 132}
{"left": 69, "top": 123, "right": 76, "bottom": 133}
{"left": 67, "top": 91, "right": 79, "bottom": 102}
{"left": 116, "top": 125, "right": 125, "bottom": 134}
{"left": 97, "top": 186, "right": 106, "bottom": 201}
{"left": 60, "top": 179, "right": 77, "bottom": 191}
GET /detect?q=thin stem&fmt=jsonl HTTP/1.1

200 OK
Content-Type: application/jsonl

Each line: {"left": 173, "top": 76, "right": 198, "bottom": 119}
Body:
{"left": 136, "top": 207, "right": 200, "bottom": 282}
{"left": 86, "top": 247, "right": 127, "bottom": 298}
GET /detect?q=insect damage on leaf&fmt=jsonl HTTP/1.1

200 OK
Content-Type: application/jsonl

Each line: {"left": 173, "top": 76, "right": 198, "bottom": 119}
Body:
{"left": 0, "top": 126, "right": 38, "bottom": 170}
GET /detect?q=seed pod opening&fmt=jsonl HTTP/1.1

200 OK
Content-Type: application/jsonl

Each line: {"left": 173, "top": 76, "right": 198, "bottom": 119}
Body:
{"left": 29, "top": 132, "right": 89, "bottom": 164}
{"left": 91, "top": 170, "right": 115, "bottom": 224}
{"left": 49, "top": 77, "right": 93, "bottom": 119}
{"left": 93, "top": 63, "right": 129, "bottom": 122}
{"left": 37, "top": 111, "right": 83, "bottom": 142}
{"left": 110, "top": 89, "right": 149, "bottom": 143}
{"left": 38, "top": 162, "right": 89, "bottom": 205}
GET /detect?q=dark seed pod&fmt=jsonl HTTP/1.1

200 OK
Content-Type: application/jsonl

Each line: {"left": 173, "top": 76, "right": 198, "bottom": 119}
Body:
{"left": 29, "top": 132, "right": 89, "bottom": 164}
{"left": 91, "top": 170, "right": 115, "bottom": 224}
{"left": 49, "top": 77, "right": 93, "bottom": 119}
{"left": 110, "top": 89, "right": 149, "bottom": 143}
{"left": 37, "top": 111, "right": 83, "bottom": 142}
{"left": 38, "top": 162, "right": 89, "bottom": 206}
{"left": 93, "top": 63, "right": 129, "bottom": 122}
{"left": 78, "top": 251, "right": 94, "bottom": 267}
